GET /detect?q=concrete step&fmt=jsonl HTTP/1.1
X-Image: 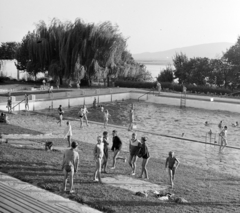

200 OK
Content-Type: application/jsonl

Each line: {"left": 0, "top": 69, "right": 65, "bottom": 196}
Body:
{"left": 0, "top": 183, "right": 79, "bottom": 213}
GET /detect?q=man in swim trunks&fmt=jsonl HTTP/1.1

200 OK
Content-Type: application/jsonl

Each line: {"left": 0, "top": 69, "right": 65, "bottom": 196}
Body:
{"left": 62, "top": 141, "right": 79, "bottom": 193}
{"left": 129, "top": 132, "right": 141, "bottom": 175}
{"left": 165, "top": 151, "right": 180, "bottom": 188}
{"left": 110, "top": 130, "right": 126, "bottom": 169}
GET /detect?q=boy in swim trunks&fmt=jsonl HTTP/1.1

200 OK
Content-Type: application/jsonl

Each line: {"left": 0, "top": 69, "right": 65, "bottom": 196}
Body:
{"left": 165, "top": 151, "right": 180, "bottom": 188}
{"left": 62, "top": 141, "right": 79, "bottom": 193}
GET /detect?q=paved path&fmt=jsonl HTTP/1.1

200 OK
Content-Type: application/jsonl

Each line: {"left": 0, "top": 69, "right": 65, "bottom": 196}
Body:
{"left": 102, "top": 175, "right": 168, "bottom": 193}
{"left": 0, "top": 172, "right": 101, "bottom": 213}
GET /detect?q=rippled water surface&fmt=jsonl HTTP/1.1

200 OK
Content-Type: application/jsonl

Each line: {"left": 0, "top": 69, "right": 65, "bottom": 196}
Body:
{"left": 133, "top": 102, "right": 240, "bottom": 176}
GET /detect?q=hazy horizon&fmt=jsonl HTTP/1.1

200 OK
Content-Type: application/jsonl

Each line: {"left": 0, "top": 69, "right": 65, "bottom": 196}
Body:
{"left": 0, "top": 0, "right": 240, "bottom": 53}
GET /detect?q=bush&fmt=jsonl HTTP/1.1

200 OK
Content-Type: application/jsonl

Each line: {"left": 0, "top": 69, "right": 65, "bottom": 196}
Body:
{"left": 115, "top": 80, "right": 156, "bottom": 89}
{"left": 115, "top": 80, "right": 231, "bottom": 95}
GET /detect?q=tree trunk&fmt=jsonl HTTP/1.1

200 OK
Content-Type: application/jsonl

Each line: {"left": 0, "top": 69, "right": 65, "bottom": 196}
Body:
{"left": 107, "top": 76, "right": 110, "bottom": 87}
{"left": 60, "top": 76, "right": 63, "bottom": 85}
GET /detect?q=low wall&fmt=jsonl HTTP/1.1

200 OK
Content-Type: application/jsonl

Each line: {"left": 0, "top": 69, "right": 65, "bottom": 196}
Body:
{"left": 146, "top": 93, "right": 240, "bottom": 113}
{"left": 1, "top": 91, "right": 240, "bottom": 113}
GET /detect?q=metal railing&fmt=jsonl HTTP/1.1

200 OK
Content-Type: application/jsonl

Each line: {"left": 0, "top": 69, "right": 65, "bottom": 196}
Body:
{"left": 137, "top": 88, "right": 156, "bottom": 101}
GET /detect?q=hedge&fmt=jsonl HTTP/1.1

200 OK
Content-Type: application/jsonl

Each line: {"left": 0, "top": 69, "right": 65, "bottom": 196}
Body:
{"left": 115, "top": 80, "right": 232, "bottom": 95}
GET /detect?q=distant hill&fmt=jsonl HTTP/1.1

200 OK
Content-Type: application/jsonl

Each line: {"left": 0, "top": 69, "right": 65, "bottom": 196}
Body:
{"left": 133, "top": 42, "right": 233, "bottom": 63}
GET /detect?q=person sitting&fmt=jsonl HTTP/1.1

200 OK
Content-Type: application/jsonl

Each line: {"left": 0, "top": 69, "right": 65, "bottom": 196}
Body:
{"left": 45, "top": 141, "right": 53, "bottom": 151}
{"left": 0, "top": 112, "right": 9, "bottom": 124}
{"left": 232, "top": 121, "right": 238, "bottom": 127}
{"left": 205, "top": 121, "right": 209, "bottom": 126}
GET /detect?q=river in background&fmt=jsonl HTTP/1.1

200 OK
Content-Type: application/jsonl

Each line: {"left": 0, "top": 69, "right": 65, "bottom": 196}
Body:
{"left": 1, "top": 60, "right": 170, "bottom": 81}
{"left": 145, "top": 64, "right": 168, "bottom": 79}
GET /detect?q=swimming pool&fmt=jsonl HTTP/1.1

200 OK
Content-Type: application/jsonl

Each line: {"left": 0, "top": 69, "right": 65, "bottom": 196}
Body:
{"left": 132, "top": 102, "right": 240, "bottom": 177}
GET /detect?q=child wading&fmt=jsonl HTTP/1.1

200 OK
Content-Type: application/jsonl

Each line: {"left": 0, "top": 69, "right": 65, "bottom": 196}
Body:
{"left": 165, "top": 151, "right": 180, "bottom": 189}
{"left": 219, "top": 126, "right": 228, "bottom": 150}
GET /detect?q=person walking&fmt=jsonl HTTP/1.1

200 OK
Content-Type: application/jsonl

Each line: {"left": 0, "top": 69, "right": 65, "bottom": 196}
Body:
{"left": 138, "top": 137, "right": 150, "bottom": 179}
{"left": 165, "top": 151, "right": 180, "bottom": 189}
{"left": 128, "top": 132, "right": 141, "bottom": 175}
{"left": 110, "top": 130, "right": 126, "bottom": 169}
{"left": 62, "top": 141, "right": 79, "bottom": 193}
{"left": 64, "top": 121, "right": 72, "bottom": 147}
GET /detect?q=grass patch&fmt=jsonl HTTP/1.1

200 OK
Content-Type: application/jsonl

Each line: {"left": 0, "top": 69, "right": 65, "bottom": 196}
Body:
{"left": 1, "top": 137, "right": 240, "bottom": 213}
{"left": 0, "top": 123, "right": 43, "bottom": 135}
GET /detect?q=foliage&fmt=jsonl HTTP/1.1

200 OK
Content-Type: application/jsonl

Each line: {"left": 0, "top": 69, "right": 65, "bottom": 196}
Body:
{"left": 157, "top": 65, "right": 174, "bottom": 82}
{"left": 13, "top": 18, "right": 151, "bottom": 86}
{"left": 0, "top": 42, "right": 18, "bottom": 59}
{"left": 115, "top": 80, "right": 231, "bottom": 95}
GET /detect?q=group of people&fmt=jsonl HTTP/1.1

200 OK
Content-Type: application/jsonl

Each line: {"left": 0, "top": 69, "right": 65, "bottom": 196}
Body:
{"left": 206, "top": 120, "right": 229, "bottom": 149}
{"left": 56, "top": 97, "right": 180, "bottom": 192}
{"left": 61, "top": 122, "right": 180, "bottom": 192}
{"left": 6, "top": 93, "right": 29, "bottom": 113}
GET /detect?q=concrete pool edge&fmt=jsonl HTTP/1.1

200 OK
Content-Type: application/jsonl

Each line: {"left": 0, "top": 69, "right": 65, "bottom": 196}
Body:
{"left": 1, "top": 90, "right": 240, "bottom": 113}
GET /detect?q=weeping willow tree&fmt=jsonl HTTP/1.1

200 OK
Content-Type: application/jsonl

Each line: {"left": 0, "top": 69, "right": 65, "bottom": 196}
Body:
{"left": 15, "top": 18, "right": 152, "bottom": 85}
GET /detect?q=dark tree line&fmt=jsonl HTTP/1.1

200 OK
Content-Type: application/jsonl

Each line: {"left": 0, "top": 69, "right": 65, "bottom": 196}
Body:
{"left": 158, "top": 37, "right": 240, "bottom": 90}
{"left": 0, "top": 18, "right": 152, "bottom": 85}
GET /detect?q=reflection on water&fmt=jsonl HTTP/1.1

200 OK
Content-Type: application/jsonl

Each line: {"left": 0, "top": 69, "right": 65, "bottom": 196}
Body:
{"left": 134, "top": 102, "right": 240, "bottom": 176}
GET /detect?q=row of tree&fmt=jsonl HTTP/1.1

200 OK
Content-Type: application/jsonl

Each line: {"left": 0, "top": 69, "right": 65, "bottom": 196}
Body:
{"left": 158, "top": 37, "right": 240, "bottom": 90}
{"left": 0, "top": 19, "right": 152, "bottom": 86}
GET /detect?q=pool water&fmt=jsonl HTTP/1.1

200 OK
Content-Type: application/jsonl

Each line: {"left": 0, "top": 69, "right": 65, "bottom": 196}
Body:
{"left": 133, "top": 102, "right": 240, "bottom": 176}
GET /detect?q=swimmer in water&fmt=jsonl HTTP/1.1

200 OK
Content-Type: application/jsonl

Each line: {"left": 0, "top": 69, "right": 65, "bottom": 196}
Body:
{"left": 232, "top": 121, "right": 238, "bottom": 127}
{"left": 205, "top": 121, "right": 209, "bottom": 126}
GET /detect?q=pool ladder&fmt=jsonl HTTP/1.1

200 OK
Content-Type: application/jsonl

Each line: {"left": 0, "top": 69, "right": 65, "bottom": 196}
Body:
{"left": 180, "top": 92, "right": 186, "bottom": 108}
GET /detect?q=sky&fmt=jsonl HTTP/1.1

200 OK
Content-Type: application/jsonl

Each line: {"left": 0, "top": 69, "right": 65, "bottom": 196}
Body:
{"left": 0, "top": 0, "right": 240, "bottom": 54}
